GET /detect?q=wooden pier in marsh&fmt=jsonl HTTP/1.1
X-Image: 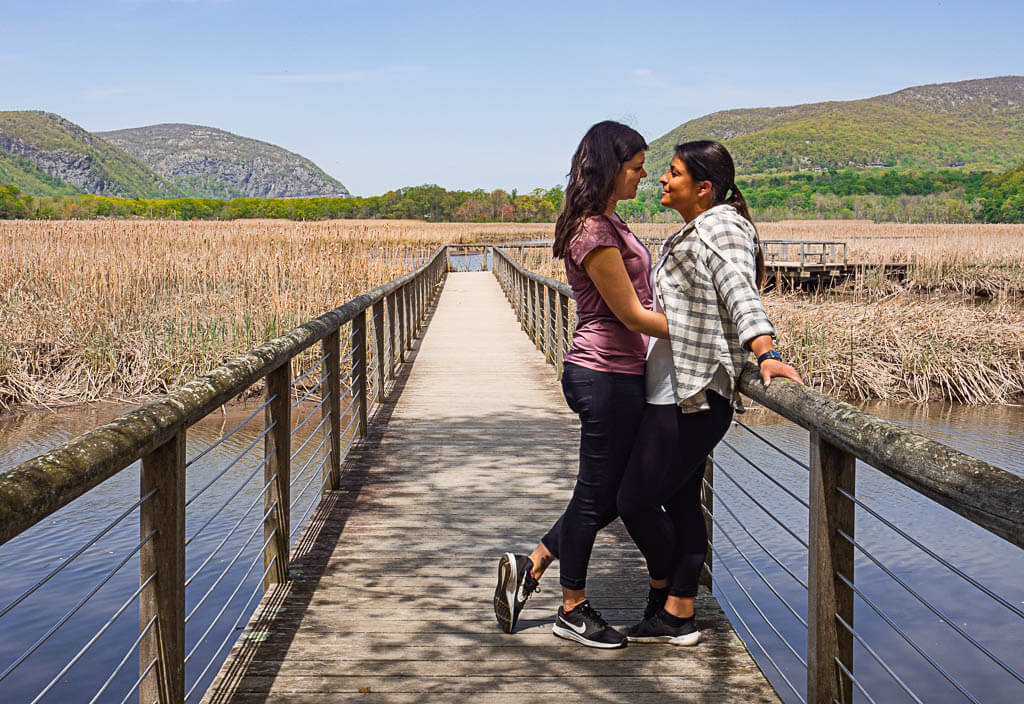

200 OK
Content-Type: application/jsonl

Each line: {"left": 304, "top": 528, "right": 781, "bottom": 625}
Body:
{"left": 1, "top": 245, "right": 1021, "bottom": 704}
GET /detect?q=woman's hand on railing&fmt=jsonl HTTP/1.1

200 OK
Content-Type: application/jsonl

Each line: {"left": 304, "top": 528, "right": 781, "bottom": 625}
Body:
{"left": 760, "top": 359, "right": 803, "bottom": 387}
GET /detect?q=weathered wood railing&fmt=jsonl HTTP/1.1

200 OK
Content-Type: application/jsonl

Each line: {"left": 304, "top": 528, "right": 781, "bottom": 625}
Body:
{"left": 0, "top": 248, "right": 447, "bottom": 703}
{"left": 491, "top": 244, "right": 1024, "bottom": 704}
{"left": 762, "top": 240, "right": 848, "bottom": 266}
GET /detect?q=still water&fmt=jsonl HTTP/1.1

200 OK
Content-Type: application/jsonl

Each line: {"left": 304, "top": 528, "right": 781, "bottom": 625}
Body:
{"left": 1, "top": 401, "right": 1022, "bottom": 703}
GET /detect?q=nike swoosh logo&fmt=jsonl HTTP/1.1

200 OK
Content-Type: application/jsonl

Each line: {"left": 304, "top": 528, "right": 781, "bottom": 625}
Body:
{"left": 559, "top": 616, "right": 587, "bottom": 635}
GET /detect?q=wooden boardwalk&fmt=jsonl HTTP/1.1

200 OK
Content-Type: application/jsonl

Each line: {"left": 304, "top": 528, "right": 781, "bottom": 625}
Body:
{"left": 204, "top": 272, "right": 780, "bottom": 704}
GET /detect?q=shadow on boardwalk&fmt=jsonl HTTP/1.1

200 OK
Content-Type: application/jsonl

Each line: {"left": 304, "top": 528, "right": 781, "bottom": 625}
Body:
{"left": 204, "top": 275, "right": 779, "bottom": 704}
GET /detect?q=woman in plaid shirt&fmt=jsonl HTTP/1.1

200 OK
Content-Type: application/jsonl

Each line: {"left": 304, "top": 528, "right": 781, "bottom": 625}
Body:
{"left": 618, "top": 140, "right": 802, "bottom": 646}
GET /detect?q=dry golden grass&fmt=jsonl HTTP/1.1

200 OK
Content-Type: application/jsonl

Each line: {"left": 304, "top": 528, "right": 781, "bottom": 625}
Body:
{"left": 0, "top": 220, "right": 548, "bottom": 412}
{"left": 504, "top": 227, "right": 1024, "bottom": 404}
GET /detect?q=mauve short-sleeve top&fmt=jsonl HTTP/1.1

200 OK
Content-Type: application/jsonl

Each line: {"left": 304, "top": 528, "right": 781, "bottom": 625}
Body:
{"left": 562, "top": 215, "right": 653, "bottom": 375}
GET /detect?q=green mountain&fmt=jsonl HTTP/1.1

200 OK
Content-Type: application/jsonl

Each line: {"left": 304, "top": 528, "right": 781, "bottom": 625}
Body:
{"left": 97, "top": 124, "right": 350, "bottom": 199}
{"left": 0, "top": 111, "right": 182, "bottom": 198}
{"left": 646, "top": 76, "right": 1024, "bottom": 177}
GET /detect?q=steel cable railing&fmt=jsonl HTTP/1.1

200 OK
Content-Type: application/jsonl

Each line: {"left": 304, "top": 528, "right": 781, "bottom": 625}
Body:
{"left": 1, "top": 247, "right": 447, "bottom": 703}
{"left": 493, "top": 248, "right": 1024, "bottom": 704}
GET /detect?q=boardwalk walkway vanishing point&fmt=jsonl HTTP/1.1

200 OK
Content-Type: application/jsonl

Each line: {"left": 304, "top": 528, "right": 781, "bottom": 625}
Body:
{"left": 203, "top": 272, "right": 780, "bottom": 703}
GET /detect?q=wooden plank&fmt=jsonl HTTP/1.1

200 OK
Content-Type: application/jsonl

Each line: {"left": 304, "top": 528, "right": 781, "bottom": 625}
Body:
{"left": 204, "top": 273, "right": 779, "bottom": 704}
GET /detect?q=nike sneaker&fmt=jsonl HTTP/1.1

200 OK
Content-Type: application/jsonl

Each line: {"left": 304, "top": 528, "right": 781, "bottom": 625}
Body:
{"left": 493, "top": 552, "right": 539, "bottom": 633}
{"left": 551, "top": 600, "right": 626, "bottom": 648}
{"left": 625, "top": 609, "right": 701, "bottom": 646}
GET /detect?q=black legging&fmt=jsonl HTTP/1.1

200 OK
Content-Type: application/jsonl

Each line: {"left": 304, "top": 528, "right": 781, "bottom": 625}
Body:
{"left": 617, "top": 393, "right": 733, "bottom": 598}
{"left": 540, "top": 362, "right": 645, "bottom": 590}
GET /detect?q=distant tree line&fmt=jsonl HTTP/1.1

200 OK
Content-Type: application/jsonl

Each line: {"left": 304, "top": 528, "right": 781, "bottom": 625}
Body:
{"left": 2, "top": 164, "right": 1023, "bottom": 223}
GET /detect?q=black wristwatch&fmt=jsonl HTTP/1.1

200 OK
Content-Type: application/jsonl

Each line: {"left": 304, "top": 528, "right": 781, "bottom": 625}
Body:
{"left": 757, "top": 350, "right": 783, "bottom": 366}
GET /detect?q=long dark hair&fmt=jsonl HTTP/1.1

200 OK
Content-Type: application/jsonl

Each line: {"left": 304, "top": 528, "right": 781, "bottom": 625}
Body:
{"left": 552, "top": 121, "right": 647, "bottom": 259}
{"left": 675, "top": 140, "right": 765, "bottom": 287}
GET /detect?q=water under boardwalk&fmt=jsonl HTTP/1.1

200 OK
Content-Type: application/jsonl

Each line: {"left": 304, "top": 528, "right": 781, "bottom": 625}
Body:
{"left": 203, "top": 271, "right": 779, "bottom": 703}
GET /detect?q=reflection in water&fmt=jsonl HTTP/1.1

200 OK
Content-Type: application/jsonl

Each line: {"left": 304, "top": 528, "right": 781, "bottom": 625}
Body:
{"left": 0, "top": 402, "right": 330, "bottom": 703}
{"left": 716, "top": 401, "right": 1024, "bottom": 704}
{"left": 1, "top": 401, "right": 1022, "bottom": 702}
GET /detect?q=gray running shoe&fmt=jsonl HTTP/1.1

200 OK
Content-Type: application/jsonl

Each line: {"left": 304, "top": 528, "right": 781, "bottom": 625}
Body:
{"left": 625, "top": 609, "right": 701, "bottom": 646}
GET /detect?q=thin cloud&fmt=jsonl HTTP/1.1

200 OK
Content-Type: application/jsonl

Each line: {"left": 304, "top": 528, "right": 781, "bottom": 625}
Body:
{"left": 629, "top": 68, "right": 672, "bottom": 91}
{"left": 257, "top": 66, "right": 422, "bottom": 84}
{"left": 85, "top": 86, "right": 131, "bottom": 101}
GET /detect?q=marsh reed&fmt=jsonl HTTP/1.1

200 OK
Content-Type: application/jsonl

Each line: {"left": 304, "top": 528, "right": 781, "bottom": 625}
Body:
{"left": 507, "top": 225, "right": 1024, "bottom": 404}
{"left": 0, "top": 219, "right": 550, "bottom": 412}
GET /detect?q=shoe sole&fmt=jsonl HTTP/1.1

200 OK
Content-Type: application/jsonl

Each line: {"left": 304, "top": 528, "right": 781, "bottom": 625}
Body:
{"left": 627, "top": 631, "right": 701, "bottom": 646}
{"left": 552, "top": 623, "right": 627, "bottom": 649}
{"left": 492, "top": 552, "right": 516, "bottom": 633}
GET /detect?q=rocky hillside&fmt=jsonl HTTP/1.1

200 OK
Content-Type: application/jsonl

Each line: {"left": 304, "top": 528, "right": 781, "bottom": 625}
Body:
{"left": 0, "top": 111, "right": 181, "bottom": 198}
{"left": 97, "top": 124, "right": 349, "bottom": 199}
{"left": 646, "top": 76, "right": 1024, "bottom": 177}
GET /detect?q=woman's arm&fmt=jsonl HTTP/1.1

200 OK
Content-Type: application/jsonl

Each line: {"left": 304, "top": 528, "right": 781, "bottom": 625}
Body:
{"left": 582, "top": 246, "right": 669, "bottom": 339}
{"left": 749, "top": 335, "right": 803, "bottom": 386}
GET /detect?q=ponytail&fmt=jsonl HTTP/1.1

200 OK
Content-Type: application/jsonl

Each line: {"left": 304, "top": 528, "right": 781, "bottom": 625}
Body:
{"left": 725, "top": 184, "right": 765, "bottom": 288}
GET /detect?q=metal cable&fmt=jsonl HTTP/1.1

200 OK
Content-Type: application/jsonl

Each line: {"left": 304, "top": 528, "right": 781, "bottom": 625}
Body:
{"left": 706, "top": 532, "right": 808, "bottom": 667}
{"left": 290, "top": 465, "right": 333, "bottom": 546}
{"left": 289, "top": 433, "right": 331, "bottom": 490}
{"left": 118, "top": 658, "right": 157, "bottom": 704}
{"left": 185, "top": 474, "right": 276, "bottom": 587}
{"left": 289, "top": 411, "right": 331, "bottom": 463}
{"left": 713, "top": 458, "right": 809, "bottom": 549}
{"left": 290, "top": 353, "right": 329, "bottom": 388}
{"left": 720, "top": 438, "right": 810, "bottom": 509}
{"left": 289, "top": 374, "right": 328, "bottom": 410}
{"left": 834, "top": 612, "right": 924, "bottom": 704}
{"left": 31, "top": 573, "right": 156, "bottom": 704}
{"left": 185, "top": 503, "right": 276, "bottom": 625}
{"left": 835, "top": 486, "right": 1024, "bottom": 621}
{"left": 703, "top": 477, "right": 809, "bottom": 591}
{"left": 0, "top": 488, "right": 156, "bottom": 620}
{"left": 185, "top": 450, "right": 273, "bottom": 547}
{"left": 289, "top": 455, "right": 330, "bottom": 524}
{"left": 0, "top": 530, "right": 156, "bottom": 684}
{"left": 186, "top": 398, "right": 272, "bottom": 468}
{"left": 711, "top": 561, "right": 807, "bottom": 703}
{"left": 86, "top": 616, "right": 156, "bottom": 704}
{"left": 703, "top": 504, "right": 808, "bottom": 628}
{"left": 836, "top": 571, "right": 981, "bottom": 704}
{"left": 184, "top": 555, "right": 277, "bottom": 702}
{"left": 837, "top": 528, "right": 1024, "bottom": 685}
{"left": 834, "top": 656, "right": 879, "bottom": 704}
{"left": 186, "top": 419, "right": 276, "bottom": 508}
{"left": 290, "top": 393, "right": 331, "bottom": 436}
{"left": 185, "top": 530, "right": 276, "bottom": 666}
{"left": 731, "top": 419, "right": 811, "bottom": 471}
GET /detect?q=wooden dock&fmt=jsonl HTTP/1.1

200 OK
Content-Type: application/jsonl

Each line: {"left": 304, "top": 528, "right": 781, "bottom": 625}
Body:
{"left": 203, "top": 272, "right": 780, "bottom": 703}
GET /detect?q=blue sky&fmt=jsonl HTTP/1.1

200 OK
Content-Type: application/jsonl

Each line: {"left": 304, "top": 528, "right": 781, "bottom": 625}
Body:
{"left": 3, "top": 0, "right": 1022, "bottom": 195}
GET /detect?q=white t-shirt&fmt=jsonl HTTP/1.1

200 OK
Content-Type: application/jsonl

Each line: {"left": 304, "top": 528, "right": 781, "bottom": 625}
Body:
{"left": 646, "top": 251, "right": 676, "bottom": 405}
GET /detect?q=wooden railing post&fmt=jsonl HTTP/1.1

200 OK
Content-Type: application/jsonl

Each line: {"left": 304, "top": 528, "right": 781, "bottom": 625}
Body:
{"left": 398, "top": 286, "right": 408, "bottom": 361}
{"left": 352, "top": 311, "right": 368, "bottom": 438}
{"left": 264, "top": 362, "right": 291, "bottom": 589}
{"left": 808, "top": 431, "right": 855, "bottom": 704}
{"left": 559, "top": 291, "right": 571, "bottom": 365}
{"left": 545, "top": 286, "right": 556, "bottom": 365}
{"left": 139, "top": 430, "right": 185, "bottom": 704}
{"left": 322, "top": 330, "right": 342, "bottom": 490}
{"left": 699, "top": 451, "right": 714, "bottom": 592}
{"left": 373, "top": 300, "right": 385, "bottom": 403}
{"left": 387, "top": 292, "right": 398, "bottom": 375}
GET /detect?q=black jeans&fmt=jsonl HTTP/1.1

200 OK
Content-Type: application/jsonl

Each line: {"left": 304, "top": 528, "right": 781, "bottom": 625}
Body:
{"left": 541, "top": 362, "right": 645, "bottom": 590}
{"left": 617, "top": 393, "right": 733, "bottom": 598}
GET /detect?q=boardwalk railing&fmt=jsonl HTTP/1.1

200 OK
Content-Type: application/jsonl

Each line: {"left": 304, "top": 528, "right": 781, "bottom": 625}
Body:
{"left": 0, "top": 249, "right": 447, "bottom": 703}
{"left": 762, "top": 240, "right": 848, "bottom": 267}
{"left": 492, "top": 244, "right": 1024, "bottom": 704}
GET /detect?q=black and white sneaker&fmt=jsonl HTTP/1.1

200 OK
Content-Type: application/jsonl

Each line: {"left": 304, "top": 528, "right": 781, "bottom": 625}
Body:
{"left": 552, "top": 601, "right": 626, "bottom": 649}
{"left": 493, "top": 552, "right": 539, "bottom": 633}
{"left": 626, "top": 609, "right": 701, "bottom": 646}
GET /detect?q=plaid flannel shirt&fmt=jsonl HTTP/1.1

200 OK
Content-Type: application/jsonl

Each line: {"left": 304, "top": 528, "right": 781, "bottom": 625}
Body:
{"left": 655, "top": 204, "right": 775, "bottom": 410}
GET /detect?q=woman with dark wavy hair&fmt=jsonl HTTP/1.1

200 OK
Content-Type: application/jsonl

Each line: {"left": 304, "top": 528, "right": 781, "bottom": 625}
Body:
{"left": 617, "top": 140, "right": 801, "bottom": 646}
{"left": 493, "top": 121, "right": 668, "bottom": 648}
